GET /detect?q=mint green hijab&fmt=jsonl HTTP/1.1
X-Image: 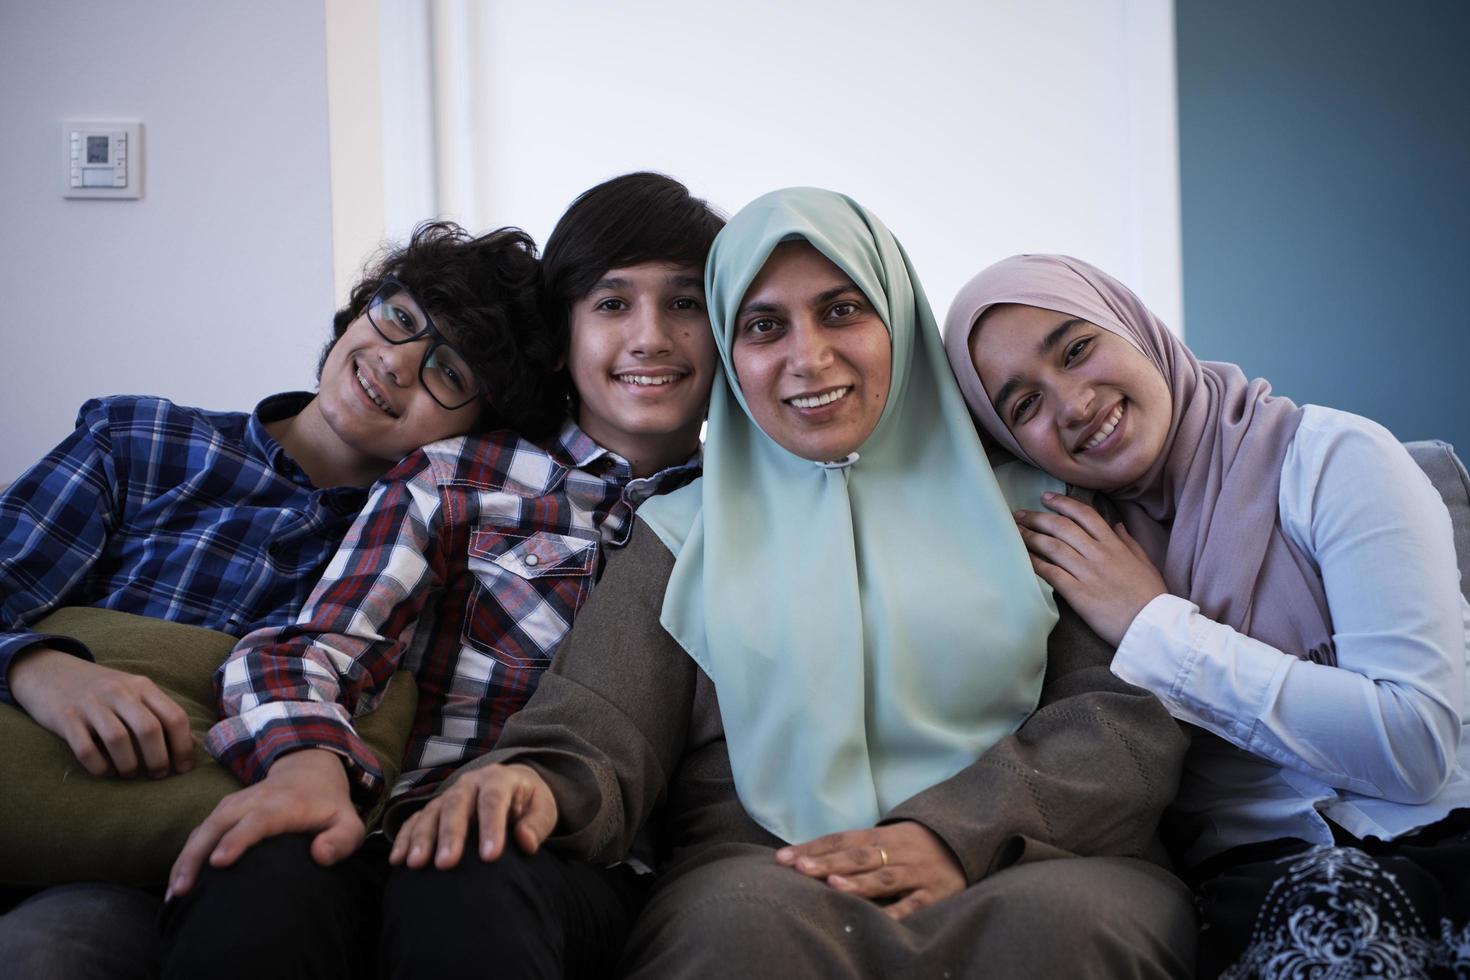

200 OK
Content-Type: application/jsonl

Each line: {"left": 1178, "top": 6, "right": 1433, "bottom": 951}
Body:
{"left": 639, "top": 188, "right": 1058, "bottom": 844}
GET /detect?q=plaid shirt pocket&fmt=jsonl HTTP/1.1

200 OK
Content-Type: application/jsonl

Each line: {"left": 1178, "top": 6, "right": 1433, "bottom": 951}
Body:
{"left": 462, "top": 527, "right": 599, "bottom": 669}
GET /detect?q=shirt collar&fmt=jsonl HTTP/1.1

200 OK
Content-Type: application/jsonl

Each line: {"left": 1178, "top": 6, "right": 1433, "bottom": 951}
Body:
{"left": 550, "top": 416, "right": 617, "bottom": 472}
{"left": 246, "top": 391, "right": 315, "bottom": 477}
{"left": 246, "top": 393, "right": 369, "bottom": 511}
{"left": 628, "top": 445, "right": 703, "bottom": 498}
{"left": 551, "top": 417, "right": 704, "bottom": 491}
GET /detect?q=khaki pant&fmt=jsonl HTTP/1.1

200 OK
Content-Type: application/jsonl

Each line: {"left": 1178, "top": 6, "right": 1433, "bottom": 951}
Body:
{"left": 621, "top": 844, "right": 1196, "bottom": 979}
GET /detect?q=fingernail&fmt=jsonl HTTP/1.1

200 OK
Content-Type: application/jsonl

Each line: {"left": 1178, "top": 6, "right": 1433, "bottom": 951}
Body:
{"left": 830, "top": 874, "right": 852, "bottom": 889}
{"left": 481, "top": 838, "right": 495, "bottom": 859}
{"left": 437, "top": 846, "right": 451, "bottom": 862}
{"left": 1042, "top": 491, "right": 1056, "bottom": 500}
{"left": 1013, "top": 510, "right": 1026, "bottom": 519}
{"left": 797, "top": 857, "right": 817, "bottom": 871}
{"left": 775, "top": 847, "right": 794, "bottom": 863}
{"left": 410, "top": 846, "right": 424, "bottom": 863}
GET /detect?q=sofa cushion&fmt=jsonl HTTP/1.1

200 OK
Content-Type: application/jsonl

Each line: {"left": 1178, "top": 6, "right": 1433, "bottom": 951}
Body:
{"left": 1405, "top": 440, "right": 1470, "bottom": 601}
{"left": 0, "top": 608, "right": 416, "bottom": 887}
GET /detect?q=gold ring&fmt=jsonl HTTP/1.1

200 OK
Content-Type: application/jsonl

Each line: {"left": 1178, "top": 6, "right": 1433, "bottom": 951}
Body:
{"left": 877, "top": 847, "right": 889, "bottom": 869}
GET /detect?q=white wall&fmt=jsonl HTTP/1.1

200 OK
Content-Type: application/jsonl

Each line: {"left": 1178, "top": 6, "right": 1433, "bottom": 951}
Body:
{"left": 0, "top": 2, "right": 337, "bottom": 483}
{"left": 1, "top": 0, "right": 1182, "bottom": 484}
{"left": 438, "top": 0, "right": 1182, "bottom": 340}
{"left": 379, "top": 0, "right": 437, "bottom": 242}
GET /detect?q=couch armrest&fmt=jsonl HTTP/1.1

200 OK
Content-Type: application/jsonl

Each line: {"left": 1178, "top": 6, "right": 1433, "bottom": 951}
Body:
{"left": 1404, "top": 439, "right": 1470, "bottom": 601}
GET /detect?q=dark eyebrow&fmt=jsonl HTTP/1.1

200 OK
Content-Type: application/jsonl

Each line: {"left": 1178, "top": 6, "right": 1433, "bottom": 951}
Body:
{"left": 736, "top": 298, "right": 779, "bottom": 318}
{"left": 991, "top": 376, "right": 1023, "bottom": 415}
{"left": 590, "top": 274, "right": 704, "bottom": 293}
{"left": 1038, "top": 318, "right": 1085, "bottom": 356}
{"left": 816, "top": 281, "right": 863, "bottom": 305}
{"left": 990, "top": 317, "right": 1086, "bottom": 413}
{"left": 736, "top": 280, "right": 863, "bottom": 320}
{"left": 394, "top": 293, "right": 429, "bottom": 324}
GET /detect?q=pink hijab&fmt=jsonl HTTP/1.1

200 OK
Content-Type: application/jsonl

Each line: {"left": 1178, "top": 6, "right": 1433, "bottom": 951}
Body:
{"left": 943, "top": 254, "right": 1335, "bottom": 664}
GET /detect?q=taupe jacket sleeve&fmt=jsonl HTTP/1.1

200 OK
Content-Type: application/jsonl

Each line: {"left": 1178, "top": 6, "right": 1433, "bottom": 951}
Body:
{"left": 423, "top": 520, "right": 702, "bottom": 864}
{"left": 882, "top": 599, "right": 1188, "bottom": 883}
{"left": 412, "top": 522, "right": 1187, "bottom": 884}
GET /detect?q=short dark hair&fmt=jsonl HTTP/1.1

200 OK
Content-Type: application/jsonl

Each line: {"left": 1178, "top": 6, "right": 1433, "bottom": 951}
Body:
{"left": 322, "top": 221, "right": 566, "bottom": 438}
{"left": 540, "top": 172, "right": 725, "bottom": 404}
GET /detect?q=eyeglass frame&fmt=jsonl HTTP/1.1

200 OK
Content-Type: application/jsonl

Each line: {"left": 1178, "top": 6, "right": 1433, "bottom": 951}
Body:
{"left": 363, "top": 276, "right": 484, "bottom": 411}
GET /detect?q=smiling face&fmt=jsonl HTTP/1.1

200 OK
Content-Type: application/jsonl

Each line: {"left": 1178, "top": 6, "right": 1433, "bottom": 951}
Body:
{"left": 970, "top": 303, "right": 1172, "bottom": 491}
{"left": 315, "top": 302, "right": 483, "bottom": 467}
{"left": 567, "top": 260, "right": 717, "bottom": 475}
{"left": 730, "top": 241, "right": 892, "bottom": 462}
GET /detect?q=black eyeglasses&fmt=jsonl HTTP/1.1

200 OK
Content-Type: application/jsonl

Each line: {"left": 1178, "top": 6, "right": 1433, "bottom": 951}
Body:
{"left": 364, "top": 277, "right": 483, "bottom": 411}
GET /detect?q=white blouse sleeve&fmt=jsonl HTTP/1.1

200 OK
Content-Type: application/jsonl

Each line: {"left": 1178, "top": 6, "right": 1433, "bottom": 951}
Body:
{"left": 1111, "top": 408, "right": 1467, "bottom": 803}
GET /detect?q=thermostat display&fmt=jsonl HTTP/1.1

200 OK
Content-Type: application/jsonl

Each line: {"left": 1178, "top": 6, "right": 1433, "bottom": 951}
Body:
{"left": 64, "top": 120, "right": 143, "bottom": 199}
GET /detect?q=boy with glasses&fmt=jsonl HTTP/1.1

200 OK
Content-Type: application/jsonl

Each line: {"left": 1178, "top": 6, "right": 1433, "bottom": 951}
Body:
{"left": 159, "top": 173, "right": 726, "bottom": 979}
{"left": 0, "top": 222, "right": 556, "bottom": 975}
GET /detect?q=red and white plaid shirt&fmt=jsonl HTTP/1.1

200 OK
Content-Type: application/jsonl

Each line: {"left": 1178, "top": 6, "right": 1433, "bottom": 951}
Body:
{"left": 205, "top": 419, "right": 700, "bottom": 807}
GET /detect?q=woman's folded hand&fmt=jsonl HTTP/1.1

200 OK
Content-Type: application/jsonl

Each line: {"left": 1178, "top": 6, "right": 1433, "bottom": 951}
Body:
{"left": 775, "top": 820, "right": 966, "bottom": 920}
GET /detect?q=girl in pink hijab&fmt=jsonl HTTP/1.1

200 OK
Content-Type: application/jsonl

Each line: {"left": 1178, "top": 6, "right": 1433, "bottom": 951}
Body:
{"left": 944, "top": 254, "right": 1470, "bottom": 980}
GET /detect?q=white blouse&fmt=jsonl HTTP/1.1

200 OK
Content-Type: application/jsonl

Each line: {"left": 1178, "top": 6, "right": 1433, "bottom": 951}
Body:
{"left": 1112, "top": 405, "right": 1470, "bottom": 867}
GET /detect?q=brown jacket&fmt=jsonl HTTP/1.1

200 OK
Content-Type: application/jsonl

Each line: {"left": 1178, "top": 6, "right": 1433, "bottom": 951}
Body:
{"left": 431, "top": 519, "right": 1187, "bottom": 884}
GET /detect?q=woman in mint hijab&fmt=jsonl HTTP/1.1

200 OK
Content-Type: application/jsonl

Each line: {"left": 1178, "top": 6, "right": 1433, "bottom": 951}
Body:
{"left": 390, "top": 189, "right": 1196, "bottom": 978}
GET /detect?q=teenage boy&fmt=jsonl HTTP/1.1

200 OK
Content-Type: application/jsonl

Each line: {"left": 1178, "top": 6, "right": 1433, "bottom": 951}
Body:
{"left": 159, "top": 173, "right": 725, "bottom": 979}
{"left": 0, "top": 222, "right": 554, "bottom": 976}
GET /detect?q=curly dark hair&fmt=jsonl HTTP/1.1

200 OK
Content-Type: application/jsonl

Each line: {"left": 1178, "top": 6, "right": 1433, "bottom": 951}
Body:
{"left": 540, "top": 172, "right": 725, "bottom": 408}
{"left": 321, "top": 221, "right": 566, "bottom": 438}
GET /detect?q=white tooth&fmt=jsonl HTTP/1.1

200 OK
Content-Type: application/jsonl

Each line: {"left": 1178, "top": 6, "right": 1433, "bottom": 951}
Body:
{"left": 618, "top": 374, "right": 679, "bottom": 386}
{"left": 357, "top": 368, "right": 392, "bottom": 413}
{"left": 789, "top": 387, "right": 851, "bottom": 409}
{"left": 1082, "top": 404, "right": 1124, "bottom": 451}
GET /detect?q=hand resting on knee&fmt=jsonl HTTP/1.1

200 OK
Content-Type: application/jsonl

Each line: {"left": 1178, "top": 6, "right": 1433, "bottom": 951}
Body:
{"left": 388, "top": 762, "right": 558, "bottom": 870}
{"left": 166, "top": 747, "right": 363, "bottom": 900}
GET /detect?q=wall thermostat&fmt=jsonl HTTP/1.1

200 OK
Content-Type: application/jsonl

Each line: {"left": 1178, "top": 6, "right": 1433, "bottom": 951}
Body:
{"left": 64, "top": 120, "right": 143, "bottom": 199}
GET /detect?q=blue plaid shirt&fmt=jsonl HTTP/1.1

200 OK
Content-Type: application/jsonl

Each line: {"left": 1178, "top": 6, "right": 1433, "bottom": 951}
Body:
{"left": 0, "top": 393, "right": 368, "bottom": 705}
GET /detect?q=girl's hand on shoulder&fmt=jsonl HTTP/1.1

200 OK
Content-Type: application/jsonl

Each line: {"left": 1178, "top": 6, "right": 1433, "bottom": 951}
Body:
{"left": 1014, "top": 491, "right": 1167, "bottom": 647}
{"left": 775, "top": 821, "right": 965, "bottom": 920}
{"left": 387, "top": 763, "right": 557, "bottom": 871}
